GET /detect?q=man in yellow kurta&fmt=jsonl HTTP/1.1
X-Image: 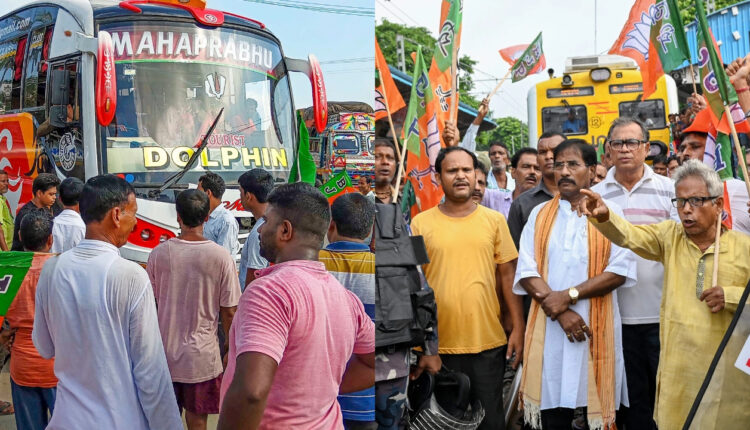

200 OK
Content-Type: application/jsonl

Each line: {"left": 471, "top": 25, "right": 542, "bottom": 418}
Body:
{"left": 577, "top": 160, "right": 750, "bottom": 430}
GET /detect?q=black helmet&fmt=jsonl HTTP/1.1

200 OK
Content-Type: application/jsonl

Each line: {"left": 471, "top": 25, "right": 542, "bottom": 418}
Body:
{"left": 408, "top": 369, "right": 484, "bottom": 429}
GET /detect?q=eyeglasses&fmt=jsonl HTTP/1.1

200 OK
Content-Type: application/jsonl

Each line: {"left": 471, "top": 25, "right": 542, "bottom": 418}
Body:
{"left": 670, "top": 196, "right": 719, "bottom": 208}
{"left": 553, "top": 160, "right": 584, "bottom": 171}
{"left": 609, "top": 139, "right": 646, "bottom": 150}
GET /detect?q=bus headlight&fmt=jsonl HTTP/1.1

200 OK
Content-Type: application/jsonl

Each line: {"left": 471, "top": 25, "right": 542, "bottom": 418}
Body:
{"left": 590, "top": 68, "right": 611, "bottom": 82}
{"left": 561, "top": 74, "right": 574, "bottom": 86}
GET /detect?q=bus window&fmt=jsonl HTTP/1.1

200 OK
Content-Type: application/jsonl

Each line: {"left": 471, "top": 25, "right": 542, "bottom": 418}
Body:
{"left": 619, "top": 100, "right": 666, "bottom": 129}
{"left": 366, "top": 134, "right": 374, "bottom": 153}
{"left": 0, "top": 40, "right": 17, "bottom": 113}
{"left": 23, "top": 27, "right": 53, "bottom": 109}
{"left": 332, "top": 134, "right": 359, "bottom": 153}
{"left": 38, "top": 60, "right": 84, "bottom": 179}
{"left": 11, "top": 36, "right": 27, "bottom": 111}
{"left": 542, "top": 105, "right": 588, "bottom": 136}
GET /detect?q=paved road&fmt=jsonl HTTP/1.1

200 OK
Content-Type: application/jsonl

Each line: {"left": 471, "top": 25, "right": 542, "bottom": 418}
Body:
{"left": 0, "top": 365, "right": 219, "bottom": 429}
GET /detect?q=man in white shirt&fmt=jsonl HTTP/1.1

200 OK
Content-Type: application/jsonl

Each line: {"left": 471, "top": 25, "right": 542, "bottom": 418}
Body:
{"left": 455, "top": 98, "right": 515, "bottom": 191}
{"left": 51, "top": 177, "right": 85, "bottom": 253}
{"left": 199, "top": 171, "right": 239, "bottom": 255}
{"left": 514, "top": 140, "right": 636, "bottom": 430}
{"left": 591, "top": 118, "right": 678, "bottom": 430}
{"left": 33, "top": 175, "right": 182, "bottom": 430}
{"left": 237, "top": 169, "right": 272, "bottom": 291}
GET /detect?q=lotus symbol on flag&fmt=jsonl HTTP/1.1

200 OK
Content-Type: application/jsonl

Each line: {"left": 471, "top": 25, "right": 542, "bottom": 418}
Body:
{"left": 623, "top": 11, "right": 655, "bottom": 59}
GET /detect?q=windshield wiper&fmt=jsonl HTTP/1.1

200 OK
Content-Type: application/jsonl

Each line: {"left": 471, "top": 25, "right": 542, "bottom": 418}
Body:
{"left": 148, "top": 108, "right": 224, "bottom": 199}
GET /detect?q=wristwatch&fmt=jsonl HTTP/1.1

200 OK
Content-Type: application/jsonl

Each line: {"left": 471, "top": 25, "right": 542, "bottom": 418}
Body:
{"left": 568, "top": 287, "right": 579, "bottom": 305}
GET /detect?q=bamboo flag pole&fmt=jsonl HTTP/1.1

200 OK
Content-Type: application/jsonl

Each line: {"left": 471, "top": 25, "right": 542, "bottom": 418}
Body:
{"left": 449, "top": 41, "right": 459, "bottom": 123}
{"left": 724, "top": 104, "right": 750, "bottom": 197}
{"left": 689, "top": 63, "right": 699, "bottom": 95}
{"left": 712, "top": 212, "right": 721, "bottom": 287}
{"left": 392, "top": 129, "right": 410, "bottom": 203}
{"left": 379, "top": 78, "right": 403, "bottom": 163}
{"left": 487, "top": 69, "right": 513, "bottom": 100}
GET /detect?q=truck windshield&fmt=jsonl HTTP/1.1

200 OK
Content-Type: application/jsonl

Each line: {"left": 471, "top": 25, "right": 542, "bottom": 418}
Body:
{"left": 100, "top": 21, "right": 295, "bottom": 185}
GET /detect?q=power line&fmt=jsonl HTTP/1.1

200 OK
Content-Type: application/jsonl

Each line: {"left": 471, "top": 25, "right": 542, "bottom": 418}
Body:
{"left": 381, "top": 0, "right": 421, "bottom": 27}
{"left": 242, "top": 0, "right": 374, "bottom": 17}
{"left": 376, "top": 0, "right": 410, "bottom": 26}
{"left": 320, "top": 57, "right": 374, "bottom": 64}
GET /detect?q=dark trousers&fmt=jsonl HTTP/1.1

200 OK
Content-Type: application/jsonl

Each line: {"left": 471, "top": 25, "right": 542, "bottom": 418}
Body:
{"left": 541, "top": 408, "right": 576, "bottom": 430}
{"left": 10, "top": 378, "right": 56, "bottom": 430}
{"left": 375, "top": 376, "right": 409, "bottom": 430}
{"left": 621, "top": 323, "right": 659, "bottom": 430}
{"left": 441, "top": 345, "right": 506, "bottom": 430}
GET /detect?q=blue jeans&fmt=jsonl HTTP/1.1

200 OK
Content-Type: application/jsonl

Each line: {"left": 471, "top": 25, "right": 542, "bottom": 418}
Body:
{"left": 10, "top": 378, "right": 56, "bottom": 430}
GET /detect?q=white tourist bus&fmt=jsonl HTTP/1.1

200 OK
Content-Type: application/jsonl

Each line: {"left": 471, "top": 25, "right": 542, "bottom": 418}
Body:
{"left": 0, "top": 0, "right": 328, "bottom": 262}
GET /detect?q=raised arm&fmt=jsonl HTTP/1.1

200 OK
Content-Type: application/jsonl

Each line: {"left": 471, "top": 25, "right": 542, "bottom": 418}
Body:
{"left": 577, "top": 189, "right": 667, "bottom": 262}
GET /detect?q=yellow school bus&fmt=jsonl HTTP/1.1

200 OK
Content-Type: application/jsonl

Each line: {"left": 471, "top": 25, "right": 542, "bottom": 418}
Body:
{"left": 527, "top": 55, "right": 678, "bottom": 152}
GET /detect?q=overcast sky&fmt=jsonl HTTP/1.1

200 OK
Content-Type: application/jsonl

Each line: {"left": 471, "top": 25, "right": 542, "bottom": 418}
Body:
{"left": 376, "top": 0, "right": 637, "bottom": 122}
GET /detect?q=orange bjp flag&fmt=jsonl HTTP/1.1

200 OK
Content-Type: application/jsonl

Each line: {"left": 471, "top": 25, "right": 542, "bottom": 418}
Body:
{"left": 374, "top": 39, "right": 406, "bottom": 121}
{"left": 427, "top": 0, "right": 462, "bottom": 145}
{"left": 609, "top": 0, "right": 661, "bottom": 99}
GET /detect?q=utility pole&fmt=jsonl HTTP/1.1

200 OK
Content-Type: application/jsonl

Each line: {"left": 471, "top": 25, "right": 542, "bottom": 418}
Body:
{"left": 396, "top": 34, "right": 406, "bottom": 73}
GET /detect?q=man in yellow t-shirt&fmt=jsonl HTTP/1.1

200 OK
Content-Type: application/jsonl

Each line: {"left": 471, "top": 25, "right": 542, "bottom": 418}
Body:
{"left": 411, "top": 146, "right": 524, "bottom": 430}
{"left": 0, "top": 171, "right": 14, "bottom": 251}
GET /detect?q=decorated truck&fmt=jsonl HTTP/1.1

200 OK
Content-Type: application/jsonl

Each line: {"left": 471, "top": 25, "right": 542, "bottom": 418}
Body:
{"left": 302, "top": 101, "right": 374, "bottom": 183}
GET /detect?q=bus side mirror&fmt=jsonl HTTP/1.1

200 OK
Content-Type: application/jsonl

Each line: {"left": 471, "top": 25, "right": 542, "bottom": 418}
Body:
{"left": 95, "top": 31, "right": 117, "bottom": 127}
{"left": 285, "top": 54, "right": 328, "bottom": 133}
{"left": 49, "top": 69, "right": 70, "bottom": 128}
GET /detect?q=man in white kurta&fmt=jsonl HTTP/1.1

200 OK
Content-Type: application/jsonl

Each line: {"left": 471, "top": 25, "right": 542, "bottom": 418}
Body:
{"left": 514, "top": 200, "right": 636, "bottom": 411}
{"left": 32, "top": 175, "right": 182, "bottom": 430}
{"left": 513, "top": 140, "right": 637, "bottom": 429}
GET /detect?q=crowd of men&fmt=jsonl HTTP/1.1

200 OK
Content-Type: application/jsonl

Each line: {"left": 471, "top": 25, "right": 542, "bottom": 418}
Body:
{"left": 0, "top": 167, "right": 376, "bottom": 429}
{"left": 372, "top": 54, "right": 750, "bottom": 430}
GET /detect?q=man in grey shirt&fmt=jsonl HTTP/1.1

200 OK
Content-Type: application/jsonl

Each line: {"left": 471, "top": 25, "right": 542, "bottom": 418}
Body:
{"left": 198, "top": 171, "right": 239, "bottom": 256}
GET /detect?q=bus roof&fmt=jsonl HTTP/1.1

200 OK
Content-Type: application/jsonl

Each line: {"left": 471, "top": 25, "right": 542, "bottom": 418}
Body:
{"left": 1, "top": 0, "right": 267, "bottom": 37}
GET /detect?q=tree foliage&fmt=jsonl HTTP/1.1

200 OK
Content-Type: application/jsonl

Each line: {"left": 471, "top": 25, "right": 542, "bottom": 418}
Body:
{"left": 476, "top": 117, "right": 529, "bottom": 153}
{"left": 676, "top": 0, "right": 737, "bottom": 25}
{"left": 375, "top": 19, "right": 481, "bottom": 107}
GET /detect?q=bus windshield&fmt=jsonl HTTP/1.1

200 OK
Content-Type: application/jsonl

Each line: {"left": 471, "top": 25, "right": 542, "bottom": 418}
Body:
{"left": 100, "top": 21, "right": 295, "bottom": 186}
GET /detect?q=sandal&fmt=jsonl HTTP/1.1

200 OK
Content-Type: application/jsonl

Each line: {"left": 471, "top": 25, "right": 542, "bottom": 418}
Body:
{"left": 0, "top": 400, "right": 14, "bottom": 415}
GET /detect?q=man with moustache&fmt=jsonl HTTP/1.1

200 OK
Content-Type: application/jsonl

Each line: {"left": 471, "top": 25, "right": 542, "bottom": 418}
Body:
{"left": 515, "top": 140, "right": 635, "bottom": 430}
{"left": 591, "top": 118, "right": 678, "bottom": 430}
{"left": 474, "top": 162, "right": 513, "bottom": 217}
{"left": 578, "top": 160, "right": 750, "bottom": 430}
{"left": 411, "top": 146, "right": 524, "bottom": 430}
{"left": 507, "top": 132, "right": 565, "bottom": 249}
{"left": 510, "top": 148, "right": 541, "bottom": 200}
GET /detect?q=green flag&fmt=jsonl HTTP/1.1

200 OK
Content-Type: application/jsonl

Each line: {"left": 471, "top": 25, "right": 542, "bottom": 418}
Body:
{"left": 650, "top": 0, "right": 690, "bottom": 73}
{"left": 695, "top": 0, "right": 738, "bottom": 122}
{"left": 705, "top": 127, "right": 734, "bottom": 180}
{"left": 400, "top": 179, "right": 417, "bottom": 223}
{"left": 433, "top": 0, "right": 463, "bottom": 72}
{"left": 0, "top": 252, "right": 36, "bottom": 315}
{"left": 318, "top": 170, "right": 355, "bottom": 202}
{"left": 511, "top": 32, "right": 544, "bottom": 83}
{"left": 289, "top": 110, "right": 317, "bottom": 185}
{"left": 404, "top": 46, "right": 435, "bottom": 157}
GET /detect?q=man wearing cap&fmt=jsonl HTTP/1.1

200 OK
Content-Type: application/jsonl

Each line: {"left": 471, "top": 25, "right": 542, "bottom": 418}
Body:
{"left": 679, "top": 108, "right": 750, "bottom": 235}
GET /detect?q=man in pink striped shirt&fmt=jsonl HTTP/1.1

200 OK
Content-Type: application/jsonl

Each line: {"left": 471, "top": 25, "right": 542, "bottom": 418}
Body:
{"left": 592, "top": 117, "right": 678, "bottom": 430}
{"left": 218, "top": 183, "right": 375, "bottom": 430}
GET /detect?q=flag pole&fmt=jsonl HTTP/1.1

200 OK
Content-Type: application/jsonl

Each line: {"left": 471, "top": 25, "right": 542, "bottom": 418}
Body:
{"left": 712, "top": 212, "right": 721, "bottom": 287}
{"left": 392, "top": 130, "right": 410, "bottom": 203}
{"left": 380, "top": 78, "right": 403, "bottom": 162}
{"left": 487, "top": 69, "right": 513, "bottom": 100}
{"left": 724, "top": 104, "right": 750, "bottom": 197}
{"left": 689, "top": 63, "right": 698, "bottom": 95}
{"left": 449, "top": 41, "right": 459, "bottom": 123}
